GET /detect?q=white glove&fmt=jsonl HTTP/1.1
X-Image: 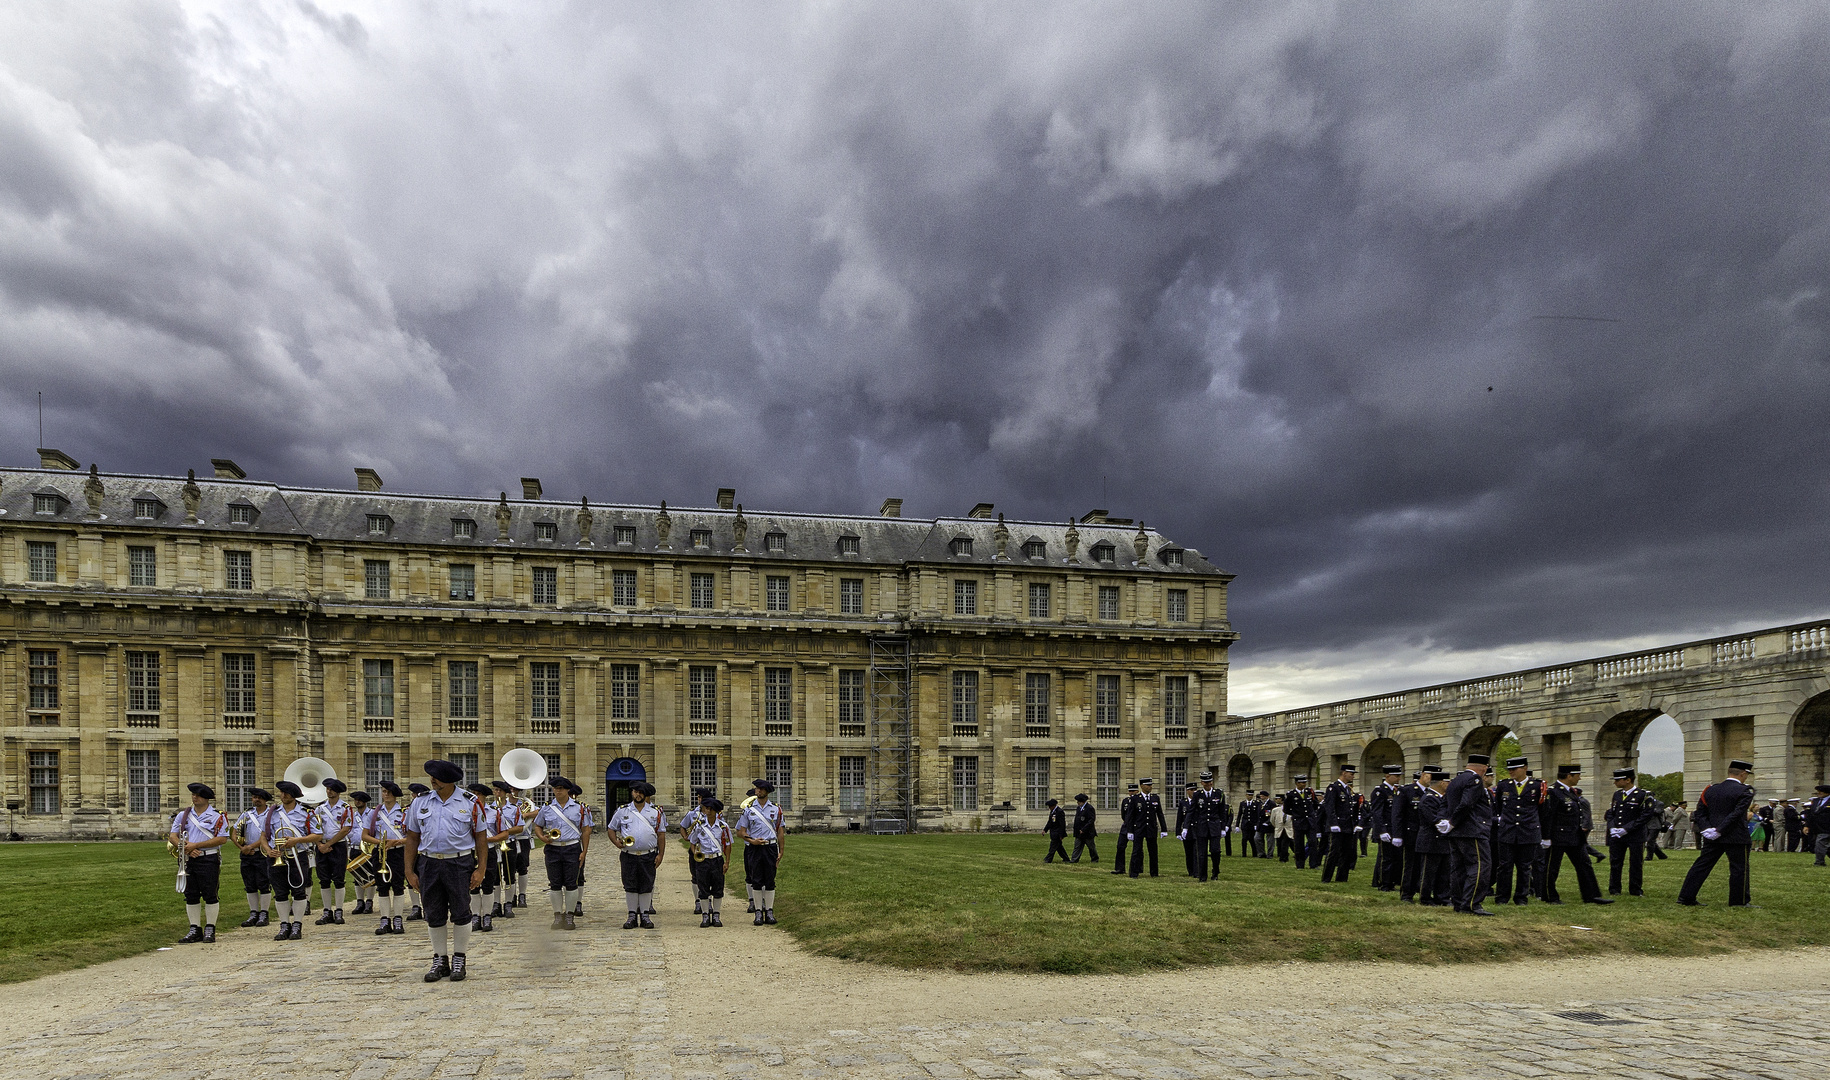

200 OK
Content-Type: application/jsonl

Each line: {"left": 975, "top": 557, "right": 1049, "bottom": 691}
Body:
{"left": 1354, "top": 826, "right": 1364, "bottom": 833}
{"left": 1609, "top": 828, "right": 1625, "bottom": 839}
{"left": 1160, "top": 832, "right": 1168, "bottom": 839}
{"left": 1330, "top": 825, "right": 1341, "bottom": 833}
{"left": 1392, "top": 838, "right": 1403, "bottom": 848}
{"left": 1702, "top": 828, "right": 1720, "bottom": 841}
{"left": 1435, "top": 820, "right": 1451, "bottom": 834}
{"left": 1178, "top": 830, "right": 1187, "bottom": 840}
{"left": 1540, "top": 840, "right": 1552, "bottom": 849}
{"left": 1379, "top": 833, "right": 1391, "bottom": 842}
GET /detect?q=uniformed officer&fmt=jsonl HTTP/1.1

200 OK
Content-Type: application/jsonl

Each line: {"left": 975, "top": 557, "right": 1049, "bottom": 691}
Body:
{"left": 1603, "top": 768, "right": 1658, "bottom": 897}
{"left": 170, "top": 782, "right": 229, "bottom": 943}
{"left": 1393, "top": 771, "right": 1425, "bottom": 901}
{"left": 313, "top": 777, "right": 355, "bottom": 926}
{"left": 1678, "top": 759, "right": 1757, "bottom": 906}
{"left": 609, "top": 780, "right": 667, "bottom": 929}
{"left": 1127, "top": 778, "right": 1169, "bottom": 878}
{"left": 1491, "top": 756, "right": 1546, "bottom": 905}
{"left": 1174, "top": 784, "right": 1198, "bottom": 875}
{"left": 405, "top": 782, "right": 431, "bottom": 920}
{"left": 687, "top": 798, "right": 733, "bottom": 927}
{"left": 1414, "top": 767, "right": 1453, "bottom": 905}
{"left": 1045, "top": 798, "right": 1071, "bottom": 863}
{"left": 1541, "top": 765, "right": 1610, "bottom": 904}
{"left": 1282, "top": 775, "right": 1316, "bottom": 868}
{"left": 403, "top": 760, "right": 489, "bottom": 983}
{"left": 1234, "top": 791, "right": 1261, "bottom": 857}
{"left": 1319, "top": 765, "right": 1360, "bottom": 883}
{"left": 1443, "top": 754, "right": 1496, "bottom": 915}
{"left": 736, "top": 778, "right": 785, "bottom": 924}
{"left": 464, "top": 783, "right": 504, "bottom": 933}
{"left": 1070, "top": 793, "right": 1098, "bottom": 864}
{"left": 262, "top": 779, "right": 319, "bottom": 940}
{"left": 532, "top": 775, "right": 590, "bottom": 929}
{"left": 364, "top": 780, "right": 409, "bottom": 934}
{"left": 1110, "top": 783, "right": 1138, "bottom": 874}
{"left": 233, "top": 787, "right": 274, "bottom": 928}
{"left": 1369, "top": 765, "right": 1403, "bottom": 891}
{"left": 1808, "top": 783, "right": 1830, "bottom": 866}
{"left": 1190, "top": 771, "right": 1229, "bottom": 881}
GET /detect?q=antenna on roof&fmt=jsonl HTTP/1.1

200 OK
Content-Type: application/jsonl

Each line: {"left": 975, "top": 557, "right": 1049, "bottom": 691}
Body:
{"left": 38, "top": 391, "right": 43, "bottom": 447}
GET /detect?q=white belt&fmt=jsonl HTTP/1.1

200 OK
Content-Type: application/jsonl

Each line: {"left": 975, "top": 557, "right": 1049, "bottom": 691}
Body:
{"left": 422, "top": 851, "right": 470, "bottom": 860}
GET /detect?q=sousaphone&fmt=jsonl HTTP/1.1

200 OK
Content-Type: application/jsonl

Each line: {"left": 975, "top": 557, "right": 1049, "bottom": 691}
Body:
{"left": 283, "top": 756, "right": 338, "bottom": 806}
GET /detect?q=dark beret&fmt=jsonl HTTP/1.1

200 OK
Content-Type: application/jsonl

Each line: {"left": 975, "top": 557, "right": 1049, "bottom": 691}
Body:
{"left": 708, "top": 798, "right": 724, "bottom": 811}
{"left": 408, "top": 783, "right": 430, "bottom": 794}
{"left": 1047, "top": 798, "right": 1060, "bottom": 806}
{"left": 351, "top": 791, "right": 371, "bottom": 803}
{"left": 566, "top": 779, "right": 585, "bottom": 794}
{"left": 754, "top": 779, "right": 776, "bottom": 793}
{"left": 276, "top": 780, "right": 302, "bottom": 797}
{"left": 466, "top": 783, "right": 493, "bottom": 797}
{"left": 380, "top": 781, "right": 402, "bottom": 796}
{"left": 1074, "top": 793, "right": 1088, "bottom": 801}
{"left": 187, "top": 782, "right": 216, "bottom": 799}
{"left": 424, "top": 759, "right": 465, "bottom": 784}
{"left": 492, "top": 780, "right": 514, "bottom": 792}
{"left": 248, "top": 787, "right": 273, "bottom": 802}
{"left": 323, "top": 778, "right": 347, "bottom": 793}
{"left": 549, "top": 775, "right": 572, "bottom": 792}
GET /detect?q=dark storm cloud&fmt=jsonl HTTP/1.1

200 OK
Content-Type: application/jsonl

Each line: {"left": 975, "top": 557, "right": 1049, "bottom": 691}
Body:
{"left": 3, "top": 2, "right": 1828, "bottom": 709}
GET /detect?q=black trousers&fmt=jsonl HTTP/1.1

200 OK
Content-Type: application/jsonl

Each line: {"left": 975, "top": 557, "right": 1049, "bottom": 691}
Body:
{"left": 544, "top": 843, "right": 581, "bottom": 891}
{"left": 316, "top": 845, "right": 348, "bottom": 892}
{"left": 1128, "top": 831, "right": 1159, "bottom": 877}
{"left": 1258, "top": 829, "right": 1274, "bottom": 856}
{"left": 239, "top": 852, "right": 271, "bottom": 895}
{"left": 1448, "top": 836, "right": 1493, "bottom": 910}
{"left": 1198, "top": 832, "right": 1223, "bottom": 880}
{"left": 1419, "top": 850, "right": 1451, "bottom": 903}
{"left": 1400, "top": 839, "right": 1423, "bottom": 898}
{"left": 182, "top": 854, "right": 221, "bottom": 905}
{"left": 269, "top": 854, "right": 311, "bottom": 901}
{"left": 470, "top": 847, "right": 502, "bottom": 895}
{"left": 1072, "top": 835, "right": 1098, "bottom": 863}
{"left": 1238, "top": 829, "right": 1260, "bottom": 857}
{"left": 1678, "top": 841, "right": 1751, "bottom": 905}
{"left": 1289, "top": 829, "right": 1310, "bottom": 868}
{"left": 1110, "top": 832, "right": 1129, "bottom": 872}
{"left": 1608, "top": 831, "right": 1646, "bottom": 894}
{"left": 619, "top": 850, "right": 659, "bottom": 894}
{"left": 1181, "top": 838, "right": 1198, "bottom": 875}
{"left": 1321, "top": 830, "right": 1357, "bottom": 882}
{"left": 1494, "top": 841, "right": 1540, "bottom": 903}
{"left": 513, "top": 839, "right": 532, "bottom": 879}
{"left": 1358, "top": 830, "right": 1370, "bottom": 856}
{"left": 1310, "top": 832, "right": 1326, "bottom": 868}
{"left": 744, "top": 841, "right": 779, "bottom": 890}
{"left": 415, "top": 854, "right": 475, "bottom": 929}
{"left": 1046, "top": 834, "right": 1071, "bottom": 862}
{"left": 691, "top": 854, "right": 726, "bottom": 900}
{"left": 378, "top": 848, "right": 407, "bottom": 895}
{"left": 1545, "top": 843, "right": 1602, "bottom": 902}
{"left": 1375, "top": 840, "right": 1403, "bottom": 888}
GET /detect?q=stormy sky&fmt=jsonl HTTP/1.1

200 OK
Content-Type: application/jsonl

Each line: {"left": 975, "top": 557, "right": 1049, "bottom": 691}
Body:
{"left": 4, "top": 3, "right": 1829, "bottom": 744}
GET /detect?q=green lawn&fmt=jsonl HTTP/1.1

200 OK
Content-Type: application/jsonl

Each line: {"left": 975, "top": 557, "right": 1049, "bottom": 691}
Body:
{"left": 0, "top": 842, "right": 195, "bottom": 984}
{"left": 775, "top": 833, "right": 1830, "bottom": 973}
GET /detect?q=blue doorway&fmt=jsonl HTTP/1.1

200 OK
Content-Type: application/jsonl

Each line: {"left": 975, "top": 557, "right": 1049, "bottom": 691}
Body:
{"left": 604, "top": 757, "right": 647, "bottom": 816}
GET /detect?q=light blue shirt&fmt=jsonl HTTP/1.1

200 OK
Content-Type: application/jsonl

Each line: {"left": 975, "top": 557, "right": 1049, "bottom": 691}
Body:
{"left": 406, "top": 789, "right": 484, "bottom": 856}
{"left": 736, "top": 799, "right": 781, "bottom": 842}
{"left": 533, "top": 798, "right": 591, "bottom": 844}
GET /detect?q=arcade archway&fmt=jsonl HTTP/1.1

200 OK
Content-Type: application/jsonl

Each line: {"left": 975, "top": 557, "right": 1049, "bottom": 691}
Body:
{"left": 1286, "top": 746, "right": 1318, "bottom": 790}
{"left": 1227, "top": 754, "right": 1255, "bottom": 797}
{"left": 1791, "top": 691, "right": 1830, "bottom": 797}
{"left": 1596, "top": 709, "right": 1664, "bottom": 776}
{"left": 1360, "top": 738, "right": 1403, "bottom": 778}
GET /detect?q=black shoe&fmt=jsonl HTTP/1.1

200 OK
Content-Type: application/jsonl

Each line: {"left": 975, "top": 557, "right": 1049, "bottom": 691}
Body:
{"left": 180, "top": 925, "right": 203, "bottom": 944}
{"left": 622, "top": 913, "right": 639, "bottom": 930}
{"left": 499, "top": 903, "right": 515, "bottom": 919}
{"left": 1630, "top": 891, "right": 1643, "bottom": 897}
{"left": 640, "top": 914, "right": 655, "bottom": 929}
{"left": 710, "top": 912, "right": 723, "bottom": 927}
{"left": 574, "top": 903, "right": 584, "bottom": 917}
{"left": 256, "top": 910, "right": 270, "bottom": 926}
{"left": 240, "top": 912, "right": 262, "bottom": 928}
{"left": 747, "top": 899, "right": 756, "bottom": 912}
{"left": 203, "top": 924, "right": 217, "bottom": 943}
{"left": 450, "top": 953, "right": 468, "bottom": 981}
{"left": 1543, "top": 899, "right": 1564, "bottom": 905}
{"left": 1586, "top": 897, "right": 1616, "bottom": 905}
{"left": 316, "top": 911, "right": 337, "bottom": 926}
{"left": 274, "top": 923, "right": 292, "bottom": 941}
{"left": 424, "top": 955, "right": 450, "bottom": 982}
{"left": 1676, "top": 898, "right": 1702, "bottom": 906}
{"left": 695, "top": 902, "right": 703, "bottom": 914}
{"left": 754, "top": 911, "right": 765, "bottom": 926}
{"left": 333, "top": 910, "right": 345, "bottom": 924}
{"left": 408, "top": 906, "right": 423, "bottom": 921}
{"left": 1513, "top": 898, "right": 1529, "bottom": 906}
{"left": 392, "top": 916, "right": 405, "bottom": 934}
{"left": 1467, "top": 906, "right": 1496, "bottom": 917}
{"left": 1400, "top": 896, "right": 1416, "bottom": 903}
{"left": 377, "top": 919, "right": 392, "bottom": 935}
{"left": 480, "top": 914, "right": 494, "bottom": 932}
{"left": 701, "top": 913, "right": 713, "bottom": 927}
{"left": 764, "top": 911, "right": 777, "bottom": 924}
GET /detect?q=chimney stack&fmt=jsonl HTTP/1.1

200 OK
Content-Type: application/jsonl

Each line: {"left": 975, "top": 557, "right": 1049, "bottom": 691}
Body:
{"left": 211, "top": 458, "right": 246, "bottom": 480}
{"left": 354, "top": 467, "right": 383, "bottom": 492}
{"left": 968, "top": 502, "right": 995, "bottom": 519}
{"left": 521, "top": 477, "right": 543, "bottom": 500}
{"left": 37, "top": 448, "right": 78, "bottom": 470}
{"left": 879, "top": 498, "right": 902, "bottom": 518}
{"left": 716, "top": 488, "right": 735, "bottom": 510}
{"left": 1079, "top": 509, "right": 1108, "bottom": 524}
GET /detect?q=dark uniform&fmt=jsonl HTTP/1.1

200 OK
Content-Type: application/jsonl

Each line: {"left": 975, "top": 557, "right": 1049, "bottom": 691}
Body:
{"left": 1491, "top": 759, "right": 1546, "bottom": 905}
{"left": 1071, "top": 796, "right": 1098, "bottom": 863}
{"left": 1541, "top": 768, "right": 1608, "bottom": 904}
{"left": 1319, "top": 771, "right": 1360, "bottom": 882}
{"left": 1189, "top": 778, "right": 1229, "bottom": 880}
{"left": 1258, "top": 792, "right": 1277, "bottom": 857}
{"left": 1445, "top": 760, "right": 1495, "bottom": 914}
{"left": 1174, "top": 787, "right": 1198, "bottom": 875}
{"left": 1415, "top": 778, "right": 1452, "bottom": 905}
{"left": 1235, "top": 796, "right": 1261, "bottom": 857}
{"left": 1605, "top": 771, "right": 1659, "bottom": 896}
{"left": 1044, "top": 800, "right": 1070, "bottom": 863}
{"left": 1126, "top": 782, "right": 1169, "bottom": 878}
{"left": 1282, "top": 781, "right": 1317, "bottom": 868}
{"left": 1110, "top": 785, "right": 1137, "bottom": 874}
{"left": 1807, "top": 785, "right": 1830, "bottom": 865}
{"left": 1393, "top": 774, "right": 1426, "bottom": 901}
{"left": 1368, "top": 768, "right": 1402, "bottom": 890}
{"left": 1678, "top": 765, "right": 1757, "bottom": 906}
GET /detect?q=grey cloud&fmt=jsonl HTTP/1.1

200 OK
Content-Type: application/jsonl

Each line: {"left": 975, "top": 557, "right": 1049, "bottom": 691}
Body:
{"left": 3, "top": 1, "right": 1828, "bottom": 693}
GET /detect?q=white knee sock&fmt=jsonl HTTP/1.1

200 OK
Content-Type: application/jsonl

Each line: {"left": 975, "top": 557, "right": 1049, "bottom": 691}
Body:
{"left": 564, "top": 888, "right": 579, "bottom": 913}
{"left": 550, "top": 889, "right": 565, "bottom": 913}
{"left": 186, "top": 902, "right": 202, "bottom": 926}
{"left": 431, "top": 923, "right": 449, "bottom": 955}
{"left": 452, "top": 919, "right": 472, "bottom": 955}
{"left": 482, "top": 888, "right": 494, "bottom": 910}
{"left": 260, "top": 891, "right": 272, "bottom": 912}
{"left": 410, "top": 889, "right": 421, "bottom": 908}
{"left": 625, "top": 890, "right": 639, "bottom": 913}
{"left": 639, "top": 891, "right": 653, "bottom": 914}
{"left": 334, "top": 886, "right": 344, "bottom": 911}
{"left": 204, "top": 902, "right": 219, "bottom": 926}
{"left": 762, "top": 888, "right": 774, "bottom": 911}
{"left": 711, "top": 896, "right": 722, "bottom": 912}
{"left": 246, "top": 892, "right": 260, "bottom": 912}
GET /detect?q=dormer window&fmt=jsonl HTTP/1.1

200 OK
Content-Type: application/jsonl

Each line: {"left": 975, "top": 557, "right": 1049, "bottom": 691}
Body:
{"left": 1161, "top": 549, "right": 1184, "bottom": 567}
{"left": 690, "top": 528, "right": 712, "bottom": 549}
{"left": 367, "top": 514, "right": 393, "bottom": 536}
{"left": 535, "top": 521, "right": 558, "bottom": 542}
{"left": 1092, "top": 542, "right": 1115, "bottom": 564}
{"left": 32, "top": 492, "right": 66, "bottom": 515}
{"left": 451, "top": 517, "right": 476, "bottom": 539}
{"left": 838, "top": 535, "right": 860, "bottom": 556}
{"left": 764, "top": 532, "right": 786, "bottom": 553}
{"left": 950, "top": 537, "right": 973, "bottom": 557}
{"left": 1023, "top": 539, "right": 1046, "bottom": 561}
{"left": 228, "top": 502, "right": 257, "bottom": 525}
{"left": 133, "top": 497, "right": 165, "bottom": 520}
{"left": 614, "top": 525, "right": 637, "bottom": 546}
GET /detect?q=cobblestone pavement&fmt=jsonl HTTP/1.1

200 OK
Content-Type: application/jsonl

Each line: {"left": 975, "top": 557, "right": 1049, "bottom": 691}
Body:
{"left": 2, "top": 857, "right": 1826, "bottom": 1080}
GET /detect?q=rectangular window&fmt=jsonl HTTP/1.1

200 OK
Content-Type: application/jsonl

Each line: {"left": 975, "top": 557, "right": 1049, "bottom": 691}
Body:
{"left": 1026, "top": 757, "right": 1052, "bottom": 811}
{"left": 1164, "top": 757, "right": 1188, "bottom": 793}
{"left": 838, "top": 536, "right": 860, "bottom": 556}
{"left": 27, "top": 541, "right": 56, "bottom": 582}
{"left": 229, "top": 503, "right": 255, "bottom": 525}
{"left": 531, "top": 754, "right": 561, "bottom": 804}
{"left": 535, "top": 521, "right": 557, "bottom": 542}
{"left": 688, "top": 665, "right": 718, "bottom": 735}
{"left": 1027, "top": 582, "right": 1051, "bottom": 619}
{"left": 447, "top": 660, "right": 479, "bottom": 718}
{"left": 128, "top": 546, "right": 158, "bottom": 587}
{"left": 29, "top": 751, "right": 60, "bottom": 814}
{"left": 126, "top": 651, "right": 161, "bottom": 724}
{"left": 449, "top": 563, "right": 475, "bottom": 601}
{"left": 223, "top": 751, "right": 256, "bottom": 814}
{"left": 838, "top": 578, "right": 864, "bottom": 615}
{"left": 609, "top": 664, "right": 640, "bottom": 734}
{"left": 1098, "top": 585, "right": 1120, "bottom": 621}
{"left": 134, "top": 498, "right": 161, "bottom": 519}
{"left": 364, "top": 753, "right": 395, "bottom": 795}
{"left": 838, "top": 755, "right": 867, "bottom": 812}
{"left": 224, "top": 549, "right": 253, "bottom": 590}
{"left": 689, "top": 754, "right": 718, "bottom": 794}
{"left": 452, "top": 518, "right": 476, "bottom": 539}
{"left": 837, "top": 669, "right": 866, "bottom": 737}
{"left": 1167, "top": 589, "right": 1188, "bottom": 623}
{"left": 764, "top": 532, "right": 785, "bottom": 553}
{"left": 32, "top": 494, "right": 61, "bottom": 515}
{"left": 1024, "top": 673, "right": 1051, "bottom": 737}
{"left": 367, "top": 514, "right": 392, "bottom": 535}
{"left": 364, "top": 659, "right": 396, "bottom": 718}
{"left": 764, "top": 667, "right": 793, "bottom": 736}
{"left": 128, "top": 749, "right": 161, "bottom": 814}
{"left": 614, "top": 525, "right": 636, "bottom": 546}
{"left": 612, "top": 569, "right": 638, "bottom": 606}
{"left": 1095, "top": 674, "right": 1121, "bottom": 738}
{"left": 529, "top": 661, "right": 562, "bottom": 729}
{"left": 766, "top": 575, "right": 790, "bottom": 612}
{"left": 453, "top": 754, "right": 480, "bottom": 789}
{"left": 690, "top": 528, "right": 711, "bottom": 548}
{"left": 28, "top": 650, "right": 59, "bottom": 713}
{"left": 765, "top": 755, "right": 794, "bottom": 810}
{"left": 690, "top": 572, "right": 715, "bottom": 609}
{"left": 953, "top": 579, "right": 977, "bottom": 616}
{"left": 223, "top": 653, "right": 257, "bottom": 726}
{"left": 532, "top": 566, "right": 558, "bottom": 605}
{"left": 1096, "top": 757, "right": 1121, "bottom": 811}
{"left": 951, "top": 670, "right": 979, "bottom": 736}
{"left": 364, "top": 560, "right": 390, "bottom": 599}
{"left": 952, "top": 755, "right": 979, "bottom": 811}
{"left": 1164, "top": 676, "right": 1189, "bottom": 737}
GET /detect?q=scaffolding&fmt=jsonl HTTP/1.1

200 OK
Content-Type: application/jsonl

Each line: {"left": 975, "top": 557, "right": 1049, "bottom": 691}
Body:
{"left": 866, "top": 634, "right": 914, "bottom": 833}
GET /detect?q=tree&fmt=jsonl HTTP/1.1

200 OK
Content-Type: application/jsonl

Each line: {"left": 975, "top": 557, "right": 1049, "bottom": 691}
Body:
{"left": 1495, "top": 734, "right": 1521, "bottom": 764}
{"left": 1642, "top": 771, "right": 1684, "bottom": 806}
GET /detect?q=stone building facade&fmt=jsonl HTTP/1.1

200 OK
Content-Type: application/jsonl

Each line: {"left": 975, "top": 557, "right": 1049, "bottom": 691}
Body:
{"left": 0, "top": 455, "right": 1235, "bottom": 837}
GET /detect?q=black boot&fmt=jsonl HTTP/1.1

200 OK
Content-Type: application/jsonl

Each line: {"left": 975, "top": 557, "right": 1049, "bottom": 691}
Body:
{"left": 754, "top": 910, "right": 765, "bottom": 926}
{"left": 710, "top": 912, "right": 723, "bottom": 927}
{"left": 240, "top": 911, "right": 262, "bottom": 928}
{"left": 424, "top": 955, "right": 451, "bottom": 982}
{"left": 333, "top": 909, "right": 345, "bottom": 924}
{"left": 480, "top": 914, "right": 494, "bottom": 932}
{"left": 256, "top": 910, "right": 269, "bottom": 927}
{"left": 701, "top": 912, "right": 712, "bottom": 928}
{"left": 622, "top": 912, "right": 639, "bottom": 929}
{"left": 764, "top": 910, "right": 777, "bottom": 924}
{"left": 274, "top": 922, "right": 292, "bottom": 941}
{"left": 376, "top": 918, "right": 392, "bottom": 935}
{"left": 392, "top": 915, "right": 405, "bottom": 934}
{"left": 450, "top": 953, "right": 468, "bottom": 982}
{"left": 408, "top": 905, "right": 423, "bottom": 921}
{"left": 640, "top": 913, "right": 655, "bottom": 929}
{"left": 202, "top": 924, "right": 216, "bottom": 943}
{"left": 180, "top": 925, "right": 203, "bottom": 944}
{"left": 499, "top": 902, "right": 515, "bottom": 919}
{"left": 316, "top": 910, "right": 337, "bottom": 926}
{"left": 289, "top": 922, "right": 303, "bottom": 939}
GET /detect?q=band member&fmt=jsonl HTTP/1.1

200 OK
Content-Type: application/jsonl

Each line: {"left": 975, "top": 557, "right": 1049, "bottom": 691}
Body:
{"left": 234, "top": 787, "right": 274, "bottom": 927}
{"left": 511, "top": 784, "right": 534, "bottom": 909}
{"left": 314, "top": 777, "right": 355, "bottom": 925}
{"left": 170, "top": 782, "right": 229, "bottom": 943}
{"left": 405, "top": 782, "right": 431, "bottom": 920}
{"left": 404, "top": 760, "right": 489, "bottom": 983}
{"left": 462, "top": 783, "right": 504, "bottom": 933}
{"left": 364, "top": 780, "right": 410, "bottom": 934}
{"left": 348, "top": 790, "right": 374, "bottom": 914}
{"left": 533, "top": 776, "right": 591, "bottom": 930}
{"left": 609, "top": 781, "right": 666, "bottom": 929}
{"left": 679, "top": 789, "right": 713, "bottom": 913}
{"left": 736, "top": 778, "right": 784, "bottom": 924}
{"left": 262, "top": 780, "right": 320, "bottom": 940}
{"left": 740, "top": 778, "right": 763, "bottom": 909}
{"left": 489, "top": 781, "right": 520, "bottom": 919}
{"left": 688, "top": 798, "right": 733, "bottom": 926}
